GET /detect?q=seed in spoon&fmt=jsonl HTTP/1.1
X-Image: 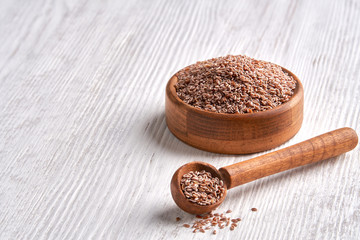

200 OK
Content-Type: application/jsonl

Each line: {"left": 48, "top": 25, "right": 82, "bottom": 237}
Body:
{"left": 180, "top": 170, "right": 225, "bottom": 206}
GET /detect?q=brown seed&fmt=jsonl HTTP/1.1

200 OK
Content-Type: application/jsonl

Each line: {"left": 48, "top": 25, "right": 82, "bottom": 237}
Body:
{"left": 181, "top": 210, "right": 242, "bottom": 234}
{"left": 226, "top": 210, "right": 232, "bottom": 213}
{"left": 180, "top": 171, "right": 226, "bottom": 206}
{"left": 251, "top": 208, "right": 257, "bottom": 212}
{"left": 175, "top": 55, "right": 296, "bottom": 114}
{"left": 176, "top": 217, "right": 181, "bottom": 221}
{"left": 236, "top": 218, "right": 241, "bottom": 221}
{"left": 213, "top": 230, "right": 217, "bottom": 235}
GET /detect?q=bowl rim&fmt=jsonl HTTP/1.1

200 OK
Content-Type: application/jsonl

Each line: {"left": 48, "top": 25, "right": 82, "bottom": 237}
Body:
{"left": 166, "top": 66, "right": 304, "bottom": 120}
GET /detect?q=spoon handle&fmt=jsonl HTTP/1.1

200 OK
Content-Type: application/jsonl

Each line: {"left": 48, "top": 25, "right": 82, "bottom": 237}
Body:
{"left": 219, "top": 127, "right": 358, "bottom": 189}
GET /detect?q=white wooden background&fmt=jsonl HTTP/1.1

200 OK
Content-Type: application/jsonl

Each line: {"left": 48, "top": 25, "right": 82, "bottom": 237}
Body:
{"left": 0, "top": 0, "right": 359, "bottom": 239}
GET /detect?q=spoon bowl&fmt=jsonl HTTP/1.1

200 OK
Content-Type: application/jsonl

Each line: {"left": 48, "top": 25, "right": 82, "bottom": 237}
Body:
{"left": 170, "top": 161, "right": 227, "bottom": 214}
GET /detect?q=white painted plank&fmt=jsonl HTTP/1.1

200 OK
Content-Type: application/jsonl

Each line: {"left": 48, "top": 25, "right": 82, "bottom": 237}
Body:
{"left": 0, "top": 0, "right": 359, "bottom": 239}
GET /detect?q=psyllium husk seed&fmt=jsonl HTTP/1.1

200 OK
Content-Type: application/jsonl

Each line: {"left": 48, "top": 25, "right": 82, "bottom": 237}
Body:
{"left": 180, "top": 170, "right": 225, "bottom": 206}
{"left": 175, "top": 55, "right": 296, "bottom": 114}
{"left": 178, "top": 211, "right": 241, "bottom": 234}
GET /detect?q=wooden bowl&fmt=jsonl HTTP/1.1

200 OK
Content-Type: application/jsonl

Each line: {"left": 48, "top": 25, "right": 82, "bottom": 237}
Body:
{"left": 165, "top": 67, "right": 304, "bottom": 154}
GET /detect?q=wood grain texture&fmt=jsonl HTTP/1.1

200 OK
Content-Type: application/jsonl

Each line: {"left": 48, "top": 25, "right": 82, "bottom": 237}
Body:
{"left": 165, "top": 68, "right": 304, "bottom": 154}
{"left": 219, "top": 128, "right": 358, "bottom": 189}
{"left": 0, "top": 0, "right": 359, "bottom": 239}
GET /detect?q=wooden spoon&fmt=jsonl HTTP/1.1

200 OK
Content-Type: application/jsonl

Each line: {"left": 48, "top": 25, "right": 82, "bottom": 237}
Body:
{"left": 170, "top": 127, "right": 358, "bottom": 214}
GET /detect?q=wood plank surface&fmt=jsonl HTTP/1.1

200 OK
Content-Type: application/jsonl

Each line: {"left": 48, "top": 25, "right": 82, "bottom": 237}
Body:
{"left": 0, "top": 0, "right": 359, "bottom": 239}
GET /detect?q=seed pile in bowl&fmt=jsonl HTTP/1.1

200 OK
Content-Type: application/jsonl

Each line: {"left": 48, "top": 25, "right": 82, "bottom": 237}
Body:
{"left": 180, "top": 170, "right": 225, "bottom": 206}
{"left": 175, "top": 55, "right": 297, "bottom": 114}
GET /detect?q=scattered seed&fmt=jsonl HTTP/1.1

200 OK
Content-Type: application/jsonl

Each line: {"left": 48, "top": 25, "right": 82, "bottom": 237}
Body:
{"left": 176, "top": 217, "right": 181, "bottom": 222}
{"left": 226, "top": 210, "right": 232, "bottom": 213}
{"left": 251, "top": 208, "right": 257, "bottom": 212}
{"left": 180, "top": 210, "right": 243, "bottom": 234}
